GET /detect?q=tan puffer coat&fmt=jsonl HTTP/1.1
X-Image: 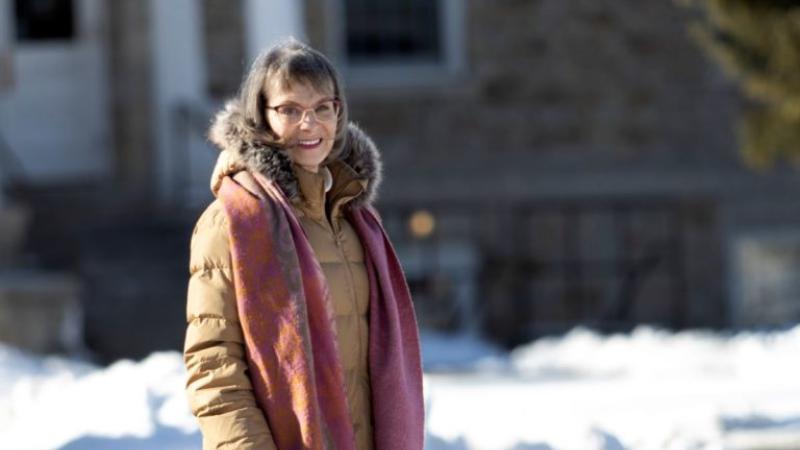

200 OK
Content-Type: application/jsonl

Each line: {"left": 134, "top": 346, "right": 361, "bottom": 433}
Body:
{"left": 184, "top": 108, "right": 384, "bottom": 450}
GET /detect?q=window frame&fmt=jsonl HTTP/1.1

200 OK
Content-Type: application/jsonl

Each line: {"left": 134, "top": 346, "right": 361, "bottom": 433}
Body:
{"left": 325, "top": 0, "right": 466, "bottom": 88}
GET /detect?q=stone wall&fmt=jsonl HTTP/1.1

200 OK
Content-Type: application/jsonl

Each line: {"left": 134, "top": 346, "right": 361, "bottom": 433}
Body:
{"left": 333, "top": 1, "right": 741, "bottom": 188}
{"left": 302, "top": 0, "right": 741, "bottom": 338}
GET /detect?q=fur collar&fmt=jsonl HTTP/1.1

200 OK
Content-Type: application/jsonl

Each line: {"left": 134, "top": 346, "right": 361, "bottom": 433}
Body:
{"left": 208, "top": 99, "right": 382, "bottom": 208}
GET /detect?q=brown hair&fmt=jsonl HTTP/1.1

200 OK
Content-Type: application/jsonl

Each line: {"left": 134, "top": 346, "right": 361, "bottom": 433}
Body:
{"left": 238, "top": 37, "right": 349, "bottom": 162}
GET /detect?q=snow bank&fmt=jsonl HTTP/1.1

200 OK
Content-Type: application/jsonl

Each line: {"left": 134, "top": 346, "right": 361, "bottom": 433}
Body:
{"left": 511, "top": 326, "right": 800, "bottom": 382}
{"left": 426, "top": 326, "right": 800, "bottom": 450}
{"left": 0, "top": 346, "right": 198, "bottom": 449}
{"left": 1, "top": 325, "right": 799, "bottom": 450}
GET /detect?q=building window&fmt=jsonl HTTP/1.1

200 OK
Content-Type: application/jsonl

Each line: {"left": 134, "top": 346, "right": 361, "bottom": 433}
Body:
{"left": 333, "top": 0, "right": 465, "bottom": 87}
{"left": 14, "top": 0, "right": 75, "bottom": 42}
{"left": 345, "top": 0, "right": 441, "bottom": 64}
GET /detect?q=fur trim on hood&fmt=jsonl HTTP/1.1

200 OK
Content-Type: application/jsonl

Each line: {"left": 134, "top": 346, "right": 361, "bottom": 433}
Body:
{"left": 208, "top": 99, "right": 382, "bottom": 208}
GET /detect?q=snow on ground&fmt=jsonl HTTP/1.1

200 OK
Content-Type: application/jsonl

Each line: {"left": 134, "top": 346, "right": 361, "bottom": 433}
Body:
{"left": 424, "top": 326, "right": 800, "bottom": 450}
{"left": 1, "top": 326, "right": 799, "bottom": 450}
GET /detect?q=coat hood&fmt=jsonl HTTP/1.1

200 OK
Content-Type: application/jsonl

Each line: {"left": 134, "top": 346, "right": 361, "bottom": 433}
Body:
{"left": 207, "top": 99, "right": 382, "bottom": 208}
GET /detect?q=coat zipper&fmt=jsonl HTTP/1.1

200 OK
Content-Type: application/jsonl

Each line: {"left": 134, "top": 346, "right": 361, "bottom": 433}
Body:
{"left": 323, "top": 212, "right": 365, "bottom": 378}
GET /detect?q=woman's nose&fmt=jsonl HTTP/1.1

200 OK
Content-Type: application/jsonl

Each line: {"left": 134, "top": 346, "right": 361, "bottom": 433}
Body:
{"left": 298, "top": 113, "right": 317, "bottom": 128}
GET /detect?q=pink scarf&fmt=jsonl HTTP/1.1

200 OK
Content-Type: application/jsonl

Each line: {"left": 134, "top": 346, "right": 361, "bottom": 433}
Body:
{"left": 218, "top": 173, "right": 424, "bottom": 450}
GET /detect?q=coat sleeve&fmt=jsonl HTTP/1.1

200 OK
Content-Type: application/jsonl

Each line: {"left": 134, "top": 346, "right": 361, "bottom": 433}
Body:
{"left": 184, "top": 202, "right": 277, "bottom": 450}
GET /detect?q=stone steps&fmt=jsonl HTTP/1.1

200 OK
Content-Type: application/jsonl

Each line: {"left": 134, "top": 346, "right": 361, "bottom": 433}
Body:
{"left": 0, "top": 203, "right": 87, "bottom": 355}
{"left": 0, "top": 270, "right": 83, "bottom": 354}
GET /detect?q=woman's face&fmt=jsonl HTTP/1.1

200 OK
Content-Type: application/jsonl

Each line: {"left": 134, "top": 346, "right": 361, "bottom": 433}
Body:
{"left": 265, "top": 79, "right": 338, "bottom": 173}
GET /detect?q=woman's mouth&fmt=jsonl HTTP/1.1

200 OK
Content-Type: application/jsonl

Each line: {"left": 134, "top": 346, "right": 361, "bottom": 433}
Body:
{"left": 296, "top": 138, "right": 322, "bottom": 150}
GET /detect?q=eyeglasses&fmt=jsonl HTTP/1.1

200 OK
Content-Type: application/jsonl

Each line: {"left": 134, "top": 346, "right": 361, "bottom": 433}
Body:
{"left": 266, "top": 98, "right": 340, "bottom": 125}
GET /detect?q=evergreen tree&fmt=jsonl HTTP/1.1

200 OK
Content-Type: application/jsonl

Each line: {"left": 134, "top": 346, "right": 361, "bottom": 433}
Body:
{"left": 679, "top": 0, "right": 800, "bottom": 168}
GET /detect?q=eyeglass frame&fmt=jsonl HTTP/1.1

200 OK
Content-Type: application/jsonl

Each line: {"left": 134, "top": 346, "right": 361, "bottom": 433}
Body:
{"left": 265, "top": 97, "right": 341, "bottom": 125}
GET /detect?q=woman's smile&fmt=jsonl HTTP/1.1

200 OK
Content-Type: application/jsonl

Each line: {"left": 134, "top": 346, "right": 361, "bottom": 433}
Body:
{"left": 295, "top": 137, "right": 323, "bottom": 150}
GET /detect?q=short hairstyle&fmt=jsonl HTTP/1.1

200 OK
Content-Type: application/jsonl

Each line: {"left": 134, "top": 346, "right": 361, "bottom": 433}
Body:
{"left": 238, "top": 37, "right": 349, "bottom": 162}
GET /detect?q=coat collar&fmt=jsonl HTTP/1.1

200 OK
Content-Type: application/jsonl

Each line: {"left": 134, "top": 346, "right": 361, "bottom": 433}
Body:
{"left": 292, "top": 161, "right": 367, "bottom": 221}
{"left": 208, "top": 99, "right": 382, "bottom": 208}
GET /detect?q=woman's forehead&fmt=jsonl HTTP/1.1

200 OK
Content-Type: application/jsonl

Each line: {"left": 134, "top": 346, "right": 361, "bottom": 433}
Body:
{"left": 265, "top": 77, "right": 334, "bottom": 102}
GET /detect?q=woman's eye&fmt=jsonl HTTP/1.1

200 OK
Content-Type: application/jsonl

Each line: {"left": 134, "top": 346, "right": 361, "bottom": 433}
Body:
{"left": 315, "top": 104, "right": 332, "bottom": 114}
{"left": 279, "top": 106, "right": 301, "bottom": 117}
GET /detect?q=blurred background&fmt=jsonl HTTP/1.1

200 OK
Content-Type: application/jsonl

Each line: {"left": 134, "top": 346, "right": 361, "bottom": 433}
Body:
{"left": 1, "top": 1, "right": 800, "bottom": 449}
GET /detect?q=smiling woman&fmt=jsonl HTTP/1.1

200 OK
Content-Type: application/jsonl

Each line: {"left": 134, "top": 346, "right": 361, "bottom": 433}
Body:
{"left": 183, "top": 38, "right": 424, "bottom": 450}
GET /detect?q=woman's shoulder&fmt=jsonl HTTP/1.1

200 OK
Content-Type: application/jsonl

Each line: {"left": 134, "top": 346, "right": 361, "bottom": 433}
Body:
{"left": 191, "top": 200, "right": 231, "bottom": 254}
{"left": 194, "top": 199, "right": 229, "bottom": 233}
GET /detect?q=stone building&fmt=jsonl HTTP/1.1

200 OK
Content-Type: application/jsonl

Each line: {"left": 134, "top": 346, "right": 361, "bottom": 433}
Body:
{"left": 1, "top": 0, "right": 799, "bottom": 359}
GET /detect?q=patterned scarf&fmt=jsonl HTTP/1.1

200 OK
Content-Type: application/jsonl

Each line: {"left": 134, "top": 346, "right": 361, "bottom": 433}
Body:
{"left": 218, "top": 173, "right": 424, "bottom": 450}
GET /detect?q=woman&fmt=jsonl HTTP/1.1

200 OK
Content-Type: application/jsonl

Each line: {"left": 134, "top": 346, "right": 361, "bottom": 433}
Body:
{"left": 183, "top": 39, "right": 424, "bottom": 450}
